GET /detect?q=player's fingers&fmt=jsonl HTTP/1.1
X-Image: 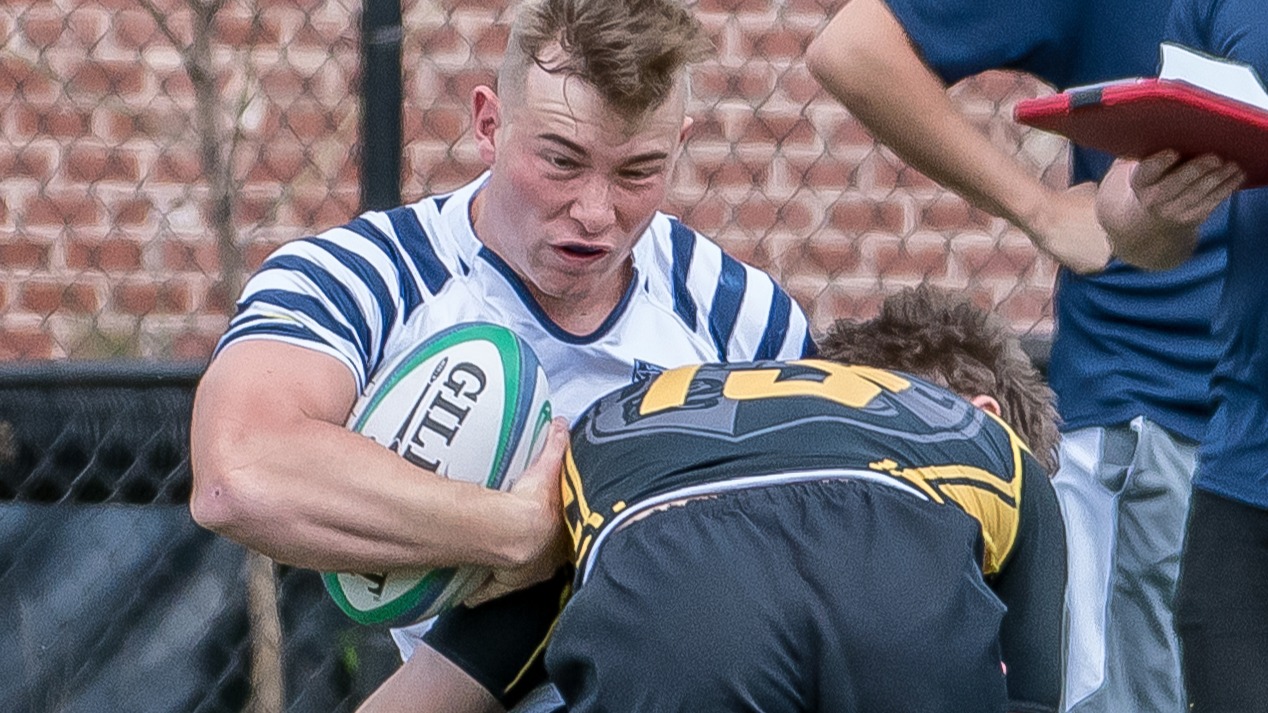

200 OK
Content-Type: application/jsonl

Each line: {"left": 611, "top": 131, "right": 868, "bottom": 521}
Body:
{"left": 1131, "top": 150, "right": 1181, "bottom": 187}
{"left": 1173, "top": 166, "right": 1245, "bottom": 224}
{"left": 1142, "top": 154, "right": 1226, "bottom": 204}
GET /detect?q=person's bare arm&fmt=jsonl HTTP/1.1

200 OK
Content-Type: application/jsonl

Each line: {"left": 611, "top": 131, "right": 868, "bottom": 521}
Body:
{"left": 1096, "top": 151, "right": 1244, "bottom": 270}
{"left": 190, "top": 339, "right": 567, "bottom": 577}
{"left": 805, "top": 0, "right": 1110, "bottom": 273}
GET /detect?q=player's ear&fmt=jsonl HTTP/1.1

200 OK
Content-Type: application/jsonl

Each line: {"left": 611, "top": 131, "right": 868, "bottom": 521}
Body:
{"left": 678, "top": 115, "right": 694, "bottom": 144}
{"left": 472, "top": 86, "right": 501, "bottom": 165}
{"left": 969, "top": 394, "right": 1002, "bottom": 417}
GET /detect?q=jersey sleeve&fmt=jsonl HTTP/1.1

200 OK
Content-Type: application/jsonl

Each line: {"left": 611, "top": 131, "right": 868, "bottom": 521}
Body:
{"left": 882, "top": 0, "right": 1079, "bottom": 85}
{"left": 989, "top": 451, "right": 1066, "bottom": 713}
{"left": 420, "top": 567, "right": 571, "bottom": 709}
{"left": 214, "top": 212, "right": 428, "bottom": 391}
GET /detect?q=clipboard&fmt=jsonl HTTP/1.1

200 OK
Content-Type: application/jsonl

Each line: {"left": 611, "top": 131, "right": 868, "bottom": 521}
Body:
{"left": 1014, "top": 79, "right": 1268, "bottom": 188}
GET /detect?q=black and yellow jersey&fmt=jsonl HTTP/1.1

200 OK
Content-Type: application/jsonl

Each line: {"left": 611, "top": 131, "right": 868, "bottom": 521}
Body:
{"left": 563, "top": 359, "right": 1046, "bottom": 584}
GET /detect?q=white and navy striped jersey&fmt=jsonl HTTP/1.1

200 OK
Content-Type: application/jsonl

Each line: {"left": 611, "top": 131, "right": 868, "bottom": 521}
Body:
{"left": 217, "top": 174, "right": 814, "bottom": 422}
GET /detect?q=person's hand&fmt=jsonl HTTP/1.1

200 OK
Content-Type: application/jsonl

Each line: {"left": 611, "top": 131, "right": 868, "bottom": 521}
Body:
{"left": 464, "top": 417, "right": 571, "bottom": 607}
{"left": 1022, "top": 182, "right": 1112, "bottom": 274}
{"left": 1096, "top": 151, "right": 1244, "bottom": 270}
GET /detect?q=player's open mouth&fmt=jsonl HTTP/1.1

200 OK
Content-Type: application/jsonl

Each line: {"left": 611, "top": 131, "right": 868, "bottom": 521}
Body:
{"left": 555, "top": 244, "right": 608, "bottom": 260}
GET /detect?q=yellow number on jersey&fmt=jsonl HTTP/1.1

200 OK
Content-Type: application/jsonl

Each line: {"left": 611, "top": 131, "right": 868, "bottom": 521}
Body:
{"left": 640, "top": 360, "right": 911, "bottom": 416}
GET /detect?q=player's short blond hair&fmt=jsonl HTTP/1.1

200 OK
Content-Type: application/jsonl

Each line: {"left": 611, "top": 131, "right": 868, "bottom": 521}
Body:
{"left": 499, "top": 0, "right": 712, "bottom": 121}
{"left": 820, "top": 285, "right": 1060, "bottom": 472}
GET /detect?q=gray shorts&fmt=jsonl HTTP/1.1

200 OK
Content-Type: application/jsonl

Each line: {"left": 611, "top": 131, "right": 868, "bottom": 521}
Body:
{"left": 1054, "top": 417, "right": 1196, "bottom": 713}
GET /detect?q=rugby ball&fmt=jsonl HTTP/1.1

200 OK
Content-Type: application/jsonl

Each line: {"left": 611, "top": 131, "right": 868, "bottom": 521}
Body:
{"left": 322, "top": 322, "right": 552, "bottom": 626}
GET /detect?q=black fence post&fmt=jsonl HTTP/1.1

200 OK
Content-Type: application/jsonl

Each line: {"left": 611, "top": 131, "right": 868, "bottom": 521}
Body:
{"left": 361, "top": 0, "right": 404, "bottom": 212}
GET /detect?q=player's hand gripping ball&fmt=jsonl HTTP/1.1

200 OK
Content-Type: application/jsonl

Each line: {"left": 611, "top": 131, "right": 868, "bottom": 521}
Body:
{"left": 322, "top": 322, "right": 552, "bottom": 625}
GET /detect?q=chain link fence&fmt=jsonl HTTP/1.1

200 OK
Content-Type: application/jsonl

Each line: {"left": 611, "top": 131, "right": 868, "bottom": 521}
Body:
{"left": 1, "top": 0, "right": 1068, "bottom": 710}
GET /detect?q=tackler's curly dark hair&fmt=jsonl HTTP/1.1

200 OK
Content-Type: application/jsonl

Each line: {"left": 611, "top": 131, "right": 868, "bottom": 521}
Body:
{"left": 819, "top": 285, "right": 1060, "bottom": 473}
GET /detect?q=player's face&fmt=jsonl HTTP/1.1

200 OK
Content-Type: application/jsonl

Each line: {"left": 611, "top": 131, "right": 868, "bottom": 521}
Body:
{"left": 472, "top": 62, "right": 691, "bottom": 308}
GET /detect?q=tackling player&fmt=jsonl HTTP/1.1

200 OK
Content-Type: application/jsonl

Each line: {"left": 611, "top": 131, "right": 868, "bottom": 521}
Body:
{"left": 393, "top": 286, "right": 1066, "bottom": 713}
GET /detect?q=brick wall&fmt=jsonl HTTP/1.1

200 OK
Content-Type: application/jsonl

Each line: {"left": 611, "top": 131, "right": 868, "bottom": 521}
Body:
{"left": 0, "top": 0, "right": 1066, "bottom": 361}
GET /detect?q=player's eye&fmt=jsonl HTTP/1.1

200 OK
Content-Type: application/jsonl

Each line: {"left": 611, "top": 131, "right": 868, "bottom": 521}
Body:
{"left": 546, "top": 154, "right": 580, "bottom": 171}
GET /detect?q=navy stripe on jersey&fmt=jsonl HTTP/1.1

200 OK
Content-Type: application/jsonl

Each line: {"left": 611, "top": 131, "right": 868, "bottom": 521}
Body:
{"left": 708, "top": 254, "right": 748, "bottom": 361}
{"left": 343, "top": 217, "right": 424, "bottom": 318}
{"left": 309, "top": 237, "right": 398, "bottom": 365}
{"left": 238, "top": 289, "right": 367, "bottom": 365}
{"left": 387, "top": 206, "right": 451, "bottom": 295}
{"left": 756, "top": 285, "right": 793, "bottom": 360}
{"left": 259, "top": 254, "right": 372, "bottom": 364}
{"left": 224, "top": 319, "right": 330, "bottom": 347}
{"left": 669, "top": 220, "right": 697, "bottom": 330}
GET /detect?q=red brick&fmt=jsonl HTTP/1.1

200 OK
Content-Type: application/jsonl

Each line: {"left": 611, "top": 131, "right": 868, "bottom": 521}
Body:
{"left": 246, "top": 142, "right": 308, "bottom": 183}
{"left": 920, "top": 195, "right": 994, "bottom": 231}
{"left": 829, "top": 117, "right": 878, "bottom": 148}
{"left": 66, "top": 61, "right": 146, "bottom": 98}
{"left": 154, "top": 72, "right": 194, "bottom": 104}
{"left": 236, "top": 193, "right": 284, "bottom": 225}
{"left": 279, "top": 104, "right": 342, "bottom": 142}
{"left": 113, "top": 9, "right": 160, "bottom": 49}
{"left": 996, "top": 286, "right": 1055, "bottom": 328}
{"left": 13, "top": 105, "right": 92, "bottom": 138}
{"left": 472, "top": 23, "right": 510, "bottom": 61}
{"left": 743, "top": 27, "right": 812, "bottom": 62}
{"left": 0, "top": 148, "right": 55, "bottom": 179}
{"left": 162, "top": 242, "right": 220, "bottom": 273}
{"left": 0, "top": 241, "right": 51, "bottom": 269}
{"left": 20, "top": 13, "right": 64, "bottom": 48}
{"left": 873, "top": 238, "right": 950, "bottom": 279}
{"left": 0, "top": 330, "right": 55, "bottom": 360}
{"left": 788, "top": 232, "right": 861, "bottom": 276}
{"left": 417, "top": 106, "right": 469, "bottom": 145}
{"left": 113, "top": 282, "right": 191, "bottom": 315}
{"left": 696, "top": 158, "right": 771, "bottom": 192}
{"left": 736, "top": 199, "right": 779, "bottom": 232}
{"left": 827, "top": 199, "right": 904, "bottom": 235}
{"left": 776, "top": 66, "right": 825, "bottom": 104}
{"left": 153, "top": 150, "right": 202, "bottom": 183}
{"left": 0, "top": 58, "right": 56, "bottom": 101}
{"left": 24, "top": 194, "right": 104, "bottom": 227}
{"left": 214, "top": 11, "right": 281, "bottom": 45}
{"left": 20, "top": 282, "right": 102, "bottom": 316}
{"left": 957, "top": 242, "right": 1045, "bottom": 280}
{"left": 671, "top": 195, "right": 730, "bottom": 234}
{"left": 66, "top": 240, "right": 144, "bottom": 272}
{"left": 115, "top": 198, "right": 153, "bottom": 227}
{"left": 65, "top": 145, "right": 143, "bottom": 183}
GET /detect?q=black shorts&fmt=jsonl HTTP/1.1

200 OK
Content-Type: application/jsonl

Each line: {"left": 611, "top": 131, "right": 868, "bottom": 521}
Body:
{"left": 545, "top": 478, "right": 1010, "bottom": 713}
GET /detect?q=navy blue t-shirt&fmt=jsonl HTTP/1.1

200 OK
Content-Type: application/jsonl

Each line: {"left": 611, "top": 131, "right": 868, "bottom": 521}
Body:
{"left": 1167, "top": 0, "right": 1268, "bottom": 508}
{"left": 883, "top": 0, "right": 1227, "bottom": 441}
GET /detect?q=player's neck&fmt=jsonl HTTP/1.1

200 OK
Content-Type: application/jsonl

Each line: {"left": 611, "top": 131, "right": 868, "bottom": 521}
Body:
{"left": 528, "top": 260, "right": 634, "bottom": 336}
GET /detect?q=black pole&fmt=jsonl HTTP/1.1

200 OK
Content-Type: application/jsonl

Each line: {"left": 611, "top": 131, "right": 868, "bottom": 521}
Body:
{"left": 360, "top": 0, "right": 403, "bottom": 211}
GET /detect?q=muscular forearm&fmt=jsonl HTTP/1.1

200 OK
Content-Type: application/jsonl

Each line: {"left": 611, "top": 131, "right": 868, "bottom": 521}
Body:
{"left": 190, "top": 341, "right": 547, "bottom": 573}
{"left": 192, "top": 413, "right": 538, "bottom": 571}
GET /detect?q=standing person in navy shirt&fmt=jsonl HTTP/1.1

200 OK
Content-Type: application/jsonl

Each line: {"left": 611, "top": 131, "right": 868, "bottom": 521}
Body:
{"left": 1097, "top": 0, "right": 1265, "bottom": 706}
{"left": 807, "top": 1, "right": 1226, "bottom": 710}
